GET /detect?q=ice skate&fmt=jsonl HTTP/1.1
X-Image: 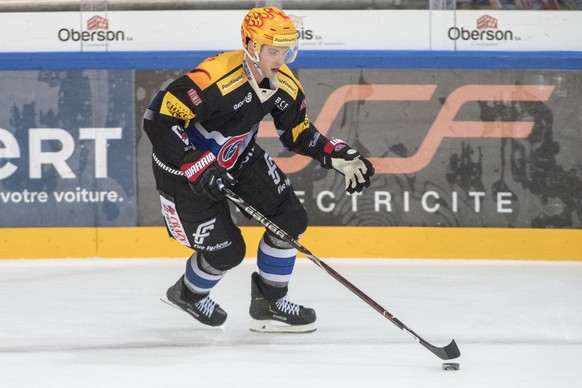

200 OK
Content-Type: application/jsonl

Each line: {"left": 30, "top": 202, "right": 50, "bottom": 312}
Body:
{"left": 249, "top": 272, "right": 316, "bottom": 333}
{"left": 161, "top": 276, "right": 227, "bottom": 327}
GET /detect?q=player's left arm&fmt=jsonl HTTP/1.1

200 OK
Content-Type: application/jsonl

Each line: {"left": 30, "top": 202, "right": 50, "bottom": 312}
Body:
{"left": 273, "top": 71, "right": 374, "bottom": 194}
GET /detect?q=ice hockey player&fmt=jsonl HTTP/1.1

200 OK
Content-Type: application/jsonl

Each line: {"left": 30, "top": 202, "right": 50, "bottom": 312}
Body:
{"left": 143, "top": 6, "right": 374, "bottom": 333}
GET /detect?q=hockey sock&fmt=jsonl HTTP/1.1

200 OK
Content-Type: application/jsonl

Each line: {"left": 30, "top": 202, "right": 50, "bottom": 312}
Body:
{"left": 184, "top": 252, "right": 226, "bottom": 300}
{"left": 256, "top": 233, "right": 297, "bottom": 300}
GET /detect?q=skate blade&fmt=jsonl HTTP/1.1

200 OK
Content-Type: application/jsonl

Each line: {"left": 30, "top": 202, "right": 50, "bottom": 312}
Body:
{"left": 249, "top": 318, "right": 317, "bottom": 334}
{"left": 160, "top": 295, "right": 184, "bottom": 312}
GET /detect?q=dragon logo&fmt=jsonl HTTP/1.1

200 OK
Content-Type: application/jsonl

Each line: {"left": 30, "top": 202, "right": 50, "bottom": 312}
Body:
{"left": 217, "top": 133, "right": 247, "bottom": 170}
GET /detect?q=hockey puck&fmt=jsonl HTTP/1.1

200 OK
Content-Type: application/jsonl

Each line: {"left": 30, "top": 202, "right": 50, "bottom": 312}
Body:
{"left": 442, "top": 362, "right": 460, "bottom": 371}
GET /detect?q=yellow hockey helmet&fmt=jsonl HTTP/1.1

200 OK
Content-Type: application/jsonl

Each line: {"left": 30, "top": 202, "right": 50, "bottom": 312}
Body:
{"left": 241, "top": 7, "right": 299, "bottom": 64}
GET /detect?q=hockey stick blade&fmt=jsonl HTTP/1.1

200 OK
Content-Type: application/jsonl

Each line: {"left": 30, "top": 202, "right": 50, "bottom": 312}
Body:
{"left": 427, "top": 339, "right": 460, "bottom": 360}
{"left": 217, "top": 181, "right": 460, "bottom": 360}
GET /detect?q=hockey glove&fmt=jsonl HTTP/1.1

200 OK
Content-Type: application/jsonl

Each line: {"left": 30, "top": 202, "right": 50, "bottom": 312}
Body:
{"left": 180, "top": 150, "right": 235, "bottom": 201}
{"left": 321, "top": 139, "right": 375, "bottom": 194}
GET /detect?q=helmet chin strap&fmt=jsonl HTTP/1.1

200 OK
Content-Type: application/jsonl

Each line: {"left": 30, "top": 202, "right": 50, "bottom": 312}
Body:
{"left": 243, "top": 47, "right": 264, "bottom": 78}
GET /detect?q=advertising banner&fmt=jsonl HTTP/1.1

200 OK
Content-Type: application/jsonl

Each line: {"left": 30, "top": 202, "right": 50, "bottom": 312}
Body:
{"left": 2, "top": 66, "right": 580, "bottom": 229}
{"left": 430, "top": 11, "right": 582, "bottom": 51}
{"left": 0, "top": 70, "right": 136, "bottom": 227}
{"left": 135, "top": 68, "right": 582, "bottom": 229}
{"left": 0, "top": 10, "right": 426, "bottom": 52}
{"left": 0, "top": 10, "right": 580, "bottom": 52}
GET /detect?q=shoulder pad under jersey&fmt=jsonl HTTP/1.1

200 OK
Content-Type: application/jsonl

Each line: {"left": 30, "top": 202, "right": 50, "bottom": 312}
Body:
{"left": 187, "top": 50, "right": 245, "bottom": 91}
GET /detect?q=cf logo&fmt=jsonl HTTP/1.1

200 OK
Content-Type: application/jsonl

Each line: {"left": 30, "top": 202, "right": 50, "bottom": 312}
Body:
{"left": 264, "top": 153, "right": 280, "bottom": 185}
{"left": 258, "top": 84, "right": 555, "bottom": 174}
{"left": 192, "top": 218, "right": 216, "bottom": 245}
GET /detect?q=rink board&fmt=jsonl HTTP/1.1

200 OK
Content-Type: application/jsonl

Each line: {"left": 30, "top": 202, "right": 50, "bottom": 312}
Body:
{"left": 1, "top": 226, "right": 581, "bottom": 261}
{"left": 1, "top": 11, "right": 581, "bottom": 260}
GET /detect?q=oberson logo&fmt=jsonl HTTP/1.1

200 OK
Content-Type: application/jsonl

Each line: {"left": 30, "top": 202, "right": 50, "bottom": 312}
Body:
{"left": 58, "top": 15, "right": 128, "bottom": 42}
{"left": 448, "top": 15, "right": 514, "bottom": 42}
{"left": 58, "top": 28, "right": 125, "bottom": 42}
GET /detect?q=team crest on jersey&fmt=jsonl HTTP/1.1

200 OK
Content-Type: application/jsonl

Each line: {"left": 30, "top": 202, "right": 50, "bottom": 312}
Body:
{"left": 217, "top": 133, "right": 247, "bottom": 170}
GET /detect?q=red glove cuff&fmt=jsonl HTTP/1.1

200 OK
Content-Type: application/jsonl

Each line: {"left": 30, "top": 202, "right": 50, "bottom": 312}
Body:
{"left": 180, "top": 151, "right": 216, "bottom": 183}
{"left": 323, "top": 138, "right": 348, "bottom": 155}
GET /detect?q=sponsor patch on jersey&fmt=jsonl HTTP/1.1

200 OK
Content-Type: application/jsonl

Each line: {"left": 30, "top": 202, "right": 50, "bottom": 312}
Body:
{"left": 160, "top": 92, "right": 196, "bottom": 122}
{"left": 187, "top": 88, "right": 202, "bottom": 106}
{"left": 274, "top": 96, "right": 289, "bottom": 111}
{"left": 233, "top": 92, "right": 252, "bottom": 111}
{"left": 217, "top": 68, "right": 246, "bottom": 96}
{"left": 171, "top": 125, "right": 189, "bottom": 145}
{"left": 276, "top": 73, "right": 298, "bottom": 99}
{"left": 160, "top": 194, "right": 191, "bottom": 247}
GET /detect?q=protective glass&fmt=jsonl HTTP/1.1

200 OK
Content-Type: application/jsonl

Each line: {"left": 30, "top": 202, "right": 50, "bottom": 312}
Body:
{"left": 284, "top": 43, "right": 298, "bottom": 64}
{"left": 261, "top": 43, "right": 299, "bottom": 64}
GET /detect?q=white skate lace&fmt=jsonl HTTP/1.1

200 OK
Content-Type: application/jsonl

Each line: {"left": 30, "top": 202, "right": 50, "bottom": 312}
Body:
{"left": 275, "top": 296, "right": 300, "bottom": 316}
{"left": 195, "top": 296, "right": 217, "bottom": 317}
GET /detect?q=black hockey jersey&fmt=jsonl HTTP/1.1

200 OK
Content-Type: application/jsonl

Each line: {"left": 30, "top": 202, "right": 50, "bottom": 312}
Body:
{"left": 144, "top": 50, "right": 327, "bottom": 173}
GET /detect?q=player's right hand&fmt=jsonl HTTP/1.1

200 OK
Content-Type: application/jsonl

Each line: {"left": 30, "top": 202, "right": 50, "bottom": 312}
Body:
{"left": 180, "top": 150, "right": 235, "bottom": 201}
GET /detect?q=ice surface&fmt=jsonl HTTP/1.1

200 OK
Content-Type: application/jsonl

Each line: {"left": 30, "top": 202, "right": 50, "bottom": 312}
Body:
{"left": 1, "top": 258, "right": 581, "bottom": 388}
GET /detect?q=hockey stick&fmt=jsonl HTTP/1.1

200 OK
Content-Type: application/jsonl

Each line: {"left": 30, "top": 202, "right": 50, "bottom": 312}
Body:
{"left": 218, "top": 182, "right": 460, "bottom": 360}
